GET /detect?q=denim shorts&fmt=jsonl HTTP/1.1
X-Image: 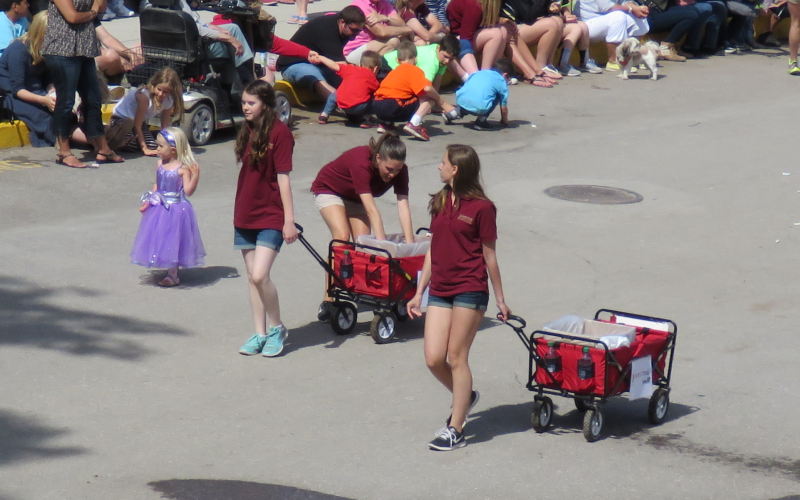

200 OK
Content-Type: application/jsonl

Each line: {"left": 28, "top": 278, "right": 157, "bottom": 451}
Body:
{"left": 233, "top": 227, "right": 284, "bottom": 251}
{"left": 458, "top": 39, "right": 474, "bottom": 58}
{"left": 428, "top": 291, "right": 489, "bottom": 311}
{"left": 281, "top": 62, "right": 336, "bottom": 88}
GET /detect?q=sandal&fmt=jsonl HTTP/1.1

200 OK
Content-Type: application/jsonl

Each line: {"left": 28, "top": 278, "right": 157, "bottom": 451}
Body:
{"left": 540, "top": 73, "right": 560, "bottom": 85}
{"left": 158, "top": 275, "right": 180, "bottom": 287}
{"left": 317, "top": 114, "right": 329, "bottom": 124}
{"left": 288, "top": 15, "right": 308, "bottom": 24}
{"left": 524, "top": 76, "right": 553, "bottom": 88}
{"left": 96, "top": 150, "right": 125, "bottom": 163}
{"left": 56, "top": 153, "right": 90, "bottom": 168}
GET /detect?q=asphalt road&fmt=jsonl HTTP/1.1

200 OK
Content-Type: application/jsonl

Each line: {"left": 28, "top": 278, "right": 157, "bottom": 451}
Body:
{"left": 0, "top": 4, "right": 799, "bottom": 499}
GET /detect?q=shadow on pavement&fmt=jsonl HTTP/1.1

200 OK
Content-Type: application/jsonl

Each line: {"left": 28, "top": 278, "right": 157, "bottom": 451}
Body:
{"left": 0, "top": 409, "right": 86, "bottom": 467}
{"left": 148, "top": 479, "right": 353, "bottom": 500}
{"left": 466, "top": 398, "right": 700, "bottom": 445}
{"left": 138, "top": 266, "right": 240, "bottom": 288}
{"left": 0, "top": 274, "right": 187, "bottom": 360}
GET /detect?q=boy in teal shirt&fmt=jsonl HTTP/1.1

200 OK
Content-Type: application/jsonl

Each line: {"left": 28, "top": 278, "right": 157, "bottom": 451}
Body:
{"left": 442, "top": 58, "right": 511, "bottom": 131}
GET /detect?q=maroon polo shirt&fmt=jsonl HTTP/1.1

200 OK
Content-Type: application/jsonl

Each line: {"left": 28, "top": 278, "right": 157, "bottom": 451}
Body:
{"left": 429, "top": 196, "right": 497, "bottom": 296}
{"left": 310, "top": 145, "right": 409, "bottom": 202}
{"left": 233, "top": 120, "right": 294, "bottom": 230}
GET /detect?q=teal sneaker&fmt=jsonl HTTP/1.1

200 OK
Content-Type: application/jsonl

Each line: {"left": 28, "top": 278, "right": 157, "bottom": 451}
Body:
{"left": 262, "top": 324, "right": 288, "bottom": 357}
{"left": 239, "top": 334, "right": 267, "bottom": 355}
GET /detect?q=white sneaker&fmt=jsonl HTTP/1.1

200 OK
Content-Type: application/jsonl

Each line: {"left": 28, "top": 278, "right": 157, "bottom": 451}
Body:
{"left": 581, "top": 58, "right": 603, "bottom": 74}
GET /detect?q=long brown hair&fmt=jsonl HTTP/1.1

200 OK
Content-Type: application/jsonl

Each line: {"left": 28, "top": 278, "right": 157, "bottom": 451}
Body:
{"left": 429, "top": 144, "right": 489, "bottom": 216}
{"left": 234, "top": 80, "right": 277, "bottom": 166}
{"left": 146, "top": 67, "right": 184, "bottom": 122}
{"left": 368, "top": 132, "right": 406, "bottom": 168}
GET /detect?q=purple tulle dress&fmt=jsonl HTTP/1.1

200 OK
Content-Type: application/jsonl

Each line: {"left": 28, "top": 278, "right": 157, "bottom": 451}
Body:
{"left": 130, "top": 164, "right": 206, "bottom": 269}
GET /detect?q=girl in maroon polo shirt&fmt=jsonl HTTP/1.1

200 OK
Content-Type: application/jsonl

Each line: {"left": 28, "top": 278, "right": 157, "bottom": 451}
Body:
{"left": 407, "top": 144, "right": 510, "bottom": 451}
{"left": 234, "top": 80, "right": 299, "bottom": 358}
{"left": 311, "top": 132, "right": 415, "bottom": 321}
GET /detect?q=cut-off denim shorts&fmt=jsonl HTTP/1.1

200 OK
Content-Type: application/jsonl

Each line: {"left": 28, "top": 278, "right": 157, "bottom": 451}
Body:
{"left": 428, "top": 291, "right": 489, "bottom": 311}
{"left": 234, "top": 227, "right": 284, "bottom": 251}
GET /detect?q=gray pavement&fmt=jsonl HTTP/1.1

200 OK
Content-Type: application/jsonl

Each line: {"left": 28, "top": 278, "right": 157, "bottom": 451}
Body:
{"left": 1, "top": 5, "right": 800, "bottom": 499}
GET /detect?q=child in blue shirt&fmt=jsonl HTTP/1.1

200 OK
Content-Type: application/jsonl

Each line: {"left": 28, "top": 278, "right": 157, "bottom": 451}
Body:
{"left": 442, "top": 58, "right": 511, "bottom": 131}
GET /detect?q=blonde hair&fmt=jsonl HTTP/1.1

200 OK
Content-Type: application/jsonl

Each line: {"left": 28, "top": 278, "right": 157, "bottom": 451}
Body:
{"left": 22, "top": 11, "right": 47, "bottom": 65}
{"left": 145, "top": 67, "right": 185, "bottom": 122}
{"left": 479, "top": 0, "right": 501, "bottom": 26}
{"left": 161, "top": 127, "right": 196, "bottom": 167}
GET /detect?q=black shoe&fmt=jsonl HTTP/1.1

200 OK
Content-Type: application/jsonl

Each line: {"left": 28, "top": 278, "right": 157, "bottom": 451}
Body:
{"left": 445, "top": 390, "right": 480, "bottom": 427}
{"left": 317, "top": 302, "right": 332, "bottom": 322}
{"left": 471, "top": 118, "right": 496, "bottom": 131}
{"left": 428, "top": 426, "right": 465, "bottom": 451}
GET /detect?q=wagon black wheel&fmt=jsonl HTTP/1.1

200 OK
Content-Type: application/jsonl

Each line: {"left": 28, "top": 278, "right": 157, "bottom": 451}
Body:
{"left": 531, "top": 397, "right": 553, "bottom": 433}
{"left": 394, "top": 301, "right": 409, "bottom": 322}
{"left": 330, "top": 302, "right": 357, "bottom": 335}
{"left": 648, "top": 388, "right": 670, "bottom": 425}
{"left": 574, "top": 398, "right": 590, "bottom": 412}
{"left": 582, "top": 408, "right": 604, "bottom": 442}
{"left": 370, "top": 312, "right": 396, "bottom": 344}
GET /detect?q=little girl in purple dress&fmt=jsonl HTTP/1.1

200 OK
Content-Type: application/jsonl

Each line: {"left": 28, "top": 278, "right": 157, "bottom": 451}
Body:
{"left": 131, "top": 127, "right": 206, "bottom": 287}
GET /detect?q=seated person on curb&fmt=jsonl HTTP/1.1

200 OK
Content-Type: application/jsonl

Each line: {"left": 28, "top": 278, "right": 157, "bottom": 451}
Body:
{"left": 311, "top": 50, "right": 381, "bottom": 127}
{"left": 396, "top": 0, "right": 447, "bottom": 44}
{"left": 343, "top": 0, "right": 414, "bottom": 63}
{"left": 499, "top": 0, "right": 565, "bottom": 80}
{"left": 372, "top": 40, "right": 456, "bottom": 141}
{"left": 556, "top": 2, "right": 605, "bottom": 74}
{"left": 447, "top": 0, "right": 512, "bottom": 74}
{"left": 575, "top": 0, "right": 650, "bottom": 71}
{"left": 276, "top": 6, "right": 366, "bottom": 108}
{"left": 0, "top": 11, "right": 87, "bottom": 146}
{"left": 382, "top": 33, "right": 463, "bottom": 89}
{"left": 0, "top": 0, "right": 30, "bottom": 56}
{"left": 442, "top": 57, "right": 510, "bottom": 130}
{"left": 95, "top": 21, "right": 143, "bottom": 83}
{"left": 641, "top": 0, "right": 692, "bottom": 61}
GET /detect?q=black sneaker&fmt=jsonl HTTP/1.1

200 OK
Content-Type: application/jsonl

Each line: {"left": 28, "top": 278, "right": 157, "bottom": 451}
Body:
{"left": 445, "top": 390, "right": 480, "bottom": 427}
{"left": 317, "top": 302, "right": 332, "bottom": 322}
{"left": 428, "top": 426, "right": 465, "bottom": 451}
{"left": 471, "top": 118, "right": 496, "bottom": 131}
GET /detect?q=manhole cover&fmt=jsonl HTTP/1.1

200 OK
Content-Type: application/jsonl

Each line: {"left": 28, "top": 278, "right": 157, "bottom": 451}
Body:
{"left": 544, "top": 185, "right": 643, "bottom": 205}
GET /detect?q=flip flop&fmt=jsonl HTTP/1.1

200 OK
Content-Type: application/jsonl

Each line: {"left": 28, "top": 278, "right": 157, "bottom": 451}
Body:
{"left": 56, "top": 153, "right": 90, "bottom": 168}
{"left": 524, "top": 76, "right": 553, "bottom": 88}
{"left": 287, "top": 15, "right": 308, "bottom": 24}
{"left": 96, "top": 151, "right": 125, "bottom": 163}
{"left": 158, "top": 275, "right": 180, "bottom": 287}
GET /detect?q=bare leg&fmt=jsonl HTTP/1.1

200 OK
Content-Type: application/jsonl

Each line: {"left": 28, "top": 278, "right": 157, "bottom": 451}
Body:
{"left": 519, "top": 17, "right": 564, "bottom": 67}
{"left": 459, "top": 53, "right": 479, "bottom": 74}
{"left": 295, "top": 0, "right": 308, "bottom": 18}
{"left": 789, "top": 2, "right": 800, "bottom": 61}
{"left": 474, "top": 25, "right": 509, "bottom": 69}
{"left": 423, "top": 306, "right": 455, "bottom": 392}
{"left": 446, "top": 307, "right": 483, "bottom": 432}
{"left": 241, "top": 246, "right": 281, "bottom": 334}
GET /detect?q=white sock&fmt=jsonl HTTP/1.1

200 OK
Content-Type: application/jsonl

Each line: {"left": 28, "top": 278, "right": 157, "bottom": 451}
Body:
{"left": 410, "top": 115, "right": 422, "bottom": 126}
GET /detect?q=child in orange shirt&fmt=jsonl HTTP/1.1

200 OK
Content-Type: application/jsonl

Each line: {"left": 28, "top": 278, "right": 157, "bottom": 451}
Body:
{"left": 312, "top": 51, "right": 382, "bottom": 128}
{"left": 372, "top": 41, "right": 456, "bottom": 141}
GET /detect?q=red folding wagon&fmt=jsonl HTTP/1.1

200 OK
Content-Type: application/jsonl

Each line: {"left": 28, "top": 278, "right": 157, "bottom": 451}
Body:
{"left": 296, "top": 225, "right": 428, "bottom": 343}
{"left": 500, "top": 309, "right": 677, "bottom": 442}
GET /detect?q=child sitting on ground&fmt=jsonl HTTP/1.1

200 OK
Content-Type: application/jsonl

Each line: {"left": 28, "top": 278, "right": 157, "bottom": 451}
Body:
{"left": 442, "top": 58, "right": 511, "bottom": 131}
{"left": 311, "top": 50, "right": 381, "bottom": 127}
{"left": 381, "top": 34, "right": 464, "bottom": 89}
{"left": 372, "top": 40, "right": 457, "bottom": 141}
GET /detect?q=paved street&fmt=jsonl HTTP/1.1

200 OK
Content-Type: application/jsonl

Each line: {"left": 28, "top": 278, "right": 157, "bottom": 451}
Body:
{"left": 1, "top": 5, "right": 799, "bottom": 499}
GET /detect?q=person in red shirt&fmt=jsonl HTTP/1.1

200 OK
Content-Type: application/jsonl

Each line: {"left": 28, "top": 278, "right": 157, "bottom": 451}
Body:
{"left": 310, "top": 50, "right": 381, "bottom": 127}
{"left": 311, "top": 132, "right": 415, "bottom": 320}
{"left": 234, "top": 80, "right": 299, "bottom": 358}
{"left": 372, "top": 40, "right": 456, "bottom": 141}
{"left": 407, "top": 144, "right": 511, "bottom": 451}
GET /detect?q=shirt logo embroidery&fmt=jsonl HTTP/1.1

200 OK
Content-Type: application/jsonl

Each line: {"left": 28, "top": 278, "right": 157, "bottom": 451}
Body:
{"left": 457, "top": 214, "right": 473, "bottom": 224}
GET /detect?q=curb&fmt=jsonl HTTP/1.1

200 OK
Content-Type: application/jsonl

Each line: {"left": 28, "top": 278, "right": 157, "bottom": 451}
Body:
{"left": 0, "top": 103, "right": 115, "bottom": 150}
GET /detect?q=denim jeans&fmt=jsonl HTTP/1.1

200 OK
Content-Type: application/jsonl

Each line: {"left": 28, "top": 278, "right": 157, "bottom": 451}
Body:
{"left": 43, "top": 55, "right": 104, "bottom": 140}
{"left": 691, "top": 0, "right": 728, "bottom": 51}
{"left": 647, "top": 5, "right": 700, "bottom": 44}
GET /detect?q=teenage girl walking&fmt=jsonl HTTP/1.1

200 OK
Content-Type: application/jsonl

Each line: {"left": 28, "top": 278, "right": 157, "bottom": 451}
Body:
{"left": 407, "top": 144, "right": 510, "bottom": 451}
{"left": 131, "top": 127, "right": 205, "bottom": 287}
{"left": 235, "top": 80, "right": 299, "bottom": 358}
{"left": 106, "top": 67, "right": 184, "bottom": 155}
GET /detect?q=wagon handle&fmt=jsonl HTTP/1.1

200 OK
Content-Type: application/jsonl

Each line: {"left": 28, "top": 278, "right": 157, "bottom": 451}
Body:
{"left": 498, "top": 313, "right": 526, "bottom": 329}
{"left": 294, "top": 222, "right": 304, "bottom": 233}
